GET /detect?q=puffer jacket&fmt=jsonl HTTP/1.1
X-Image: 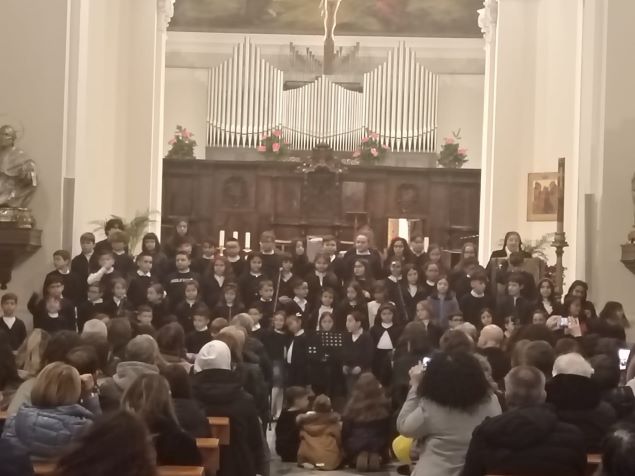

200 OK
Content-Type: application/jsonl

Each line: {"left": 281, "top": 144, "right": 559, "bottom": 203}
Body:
{"left": 297, "top": 411, "right": 343, "bottom": 470}
{"left": 99, "top": 361, "right": 159, "bottom": 411}
{"left": 1, "top": 403, "right": 94, "bottom": 460}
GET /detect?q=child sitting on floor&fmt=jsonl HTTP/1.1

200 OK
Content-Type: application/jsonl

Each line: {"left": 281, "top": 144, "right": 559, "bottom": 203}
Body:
{"left": 275, "top": 386, "right": 310, "bottom": 462}
{"left": 297, "top": 394, "right": 343, "bottom": 471}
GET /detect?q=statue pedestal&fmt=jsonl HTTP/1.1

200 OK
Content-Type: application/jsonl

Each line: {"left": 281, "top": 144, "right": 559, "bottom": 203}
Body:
{"left": 0, "top": 226, "right": 42, "bottom": 289}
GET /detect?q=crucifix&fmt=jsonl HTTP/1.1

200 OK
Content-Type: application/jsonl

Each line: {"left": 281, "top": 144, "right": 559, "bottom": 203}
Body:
{"left": 320, "top": 0, "right": 342, "bottom": 75}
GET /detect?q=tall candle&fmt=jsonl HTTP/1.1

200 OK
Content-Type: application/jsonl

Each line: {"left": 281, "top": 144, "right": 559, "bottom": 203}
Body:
{"left": 245, "top": 232, "right": 251, "bottom": 250}
{"left": 557, "top": 158, "right": 565, "bottom": 234}
{"left": 219, "top": 230, "right": 225, "bottom": 248}
{"left": 232, "top": 231, "right": 239, "bottom": 239}
{"left": 423, "top": 236, "right": 430, "bottom": 253}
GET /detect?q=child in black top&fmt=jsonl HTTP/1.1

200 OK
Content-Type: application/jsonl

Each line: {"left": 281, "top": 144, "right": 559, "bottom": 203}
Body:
{"left": 223, "top": 238, "right": 246, "bottom": 278}
{"left": 291, "top": 238, "right": 311, "bottom": 278}
{"left": 263, "top": 310, "right": 288, "bottom": 419}
{"left": 306, "top": 252, "right": 341, "bottom": 306}
{"left": 0, "top": 293, "right": 27, "bottom": 350}
{"left": 402, "top": 264, "right": 426, "bottom": 322}
{"left": 496, "top": 273, "right": 532, "bottom": 325}
{"left": 76, "top": 282, "right": 108, "bottom": 332}
{"left": 165, "top": 251, "right": 201, "bottom": 311}
{"left": 46, "top": 249, "right": 84, "bottom": 306}
{"left": 285, "top": 313, "right": 308, "bottom": 387}
{"left": 103, "top": 277, "right": 132, "bottom": 318}
{"left": 147, "top": 283, "right": 172, "bottom": 328}
{"left": 459, "top": 272, "right": 494, "bottom": 327}
{"left": 70, "top": 232, "right": 95, "bottom": 299}
{"left": 342, "top": 311, "right": 373, "bottom": 395}
{"left": 141, "top": 232, "right": 169, "bottom": 282}
{"left": 192, "top": 237, "right": 217, "bottom": 275}
{"left": 238, "top": 252, "right": 266, "bottom": 305}
{"left": 308, "top": 312, "right": 343, "bottom": 398}
{"left": 203, "top": 256, "right": 234, "bottom": 309}
{"left": 322, "top": 235, "right": 345, "bottom": 283}
{"left": 30, "top": 275, "right": 76, "bottom": 330}
{"left": 284, "top": 279, "right": 312, "bottom": 325}
{"left": 259, "top": 231, "right": 281, "bottom": 280}
{"left": 110, "top": 231, "right": 136, "bottom": 277}
{"left": 308, "top": 288, "right": 336, "bottom": 331}
{"left": 254, "top": 280, "right": 275, "bottom": 328}
{"left": 351, "top": 259, "right": 374, "bottom": 300}
{"left": 247, "top": 306, "right": 266, "bottom": 342}
{"left": 127, "top": 252, "right": 154, "bottom": 309}
{"left": 335, "top": 281, "right": 368, "bottom": 331}
{"left": 33, "top": 296, "right": 76, "bottom": 333}
{"left": 409, "top": 234, "right": 428, "bottom": 270}
{"left": 276, "top": 253, "right": 296, "bottom": 305}
{"left": 385, "top": 259, "right": 407, "bottom": 321}
{"left": 212, "top": 283, "right": 244, "bottom": 320}
{"left": 174, "top": 280, "right": 203, "bottom": 333}
{"left": 275, "top": 386, "right": 310, "bottom": 462}
{"left": 422, "top": 262, "right": 441, "bottom": 297}
{"left": 369, "top": 303, "right": 402, "bottom": 386}
{"left": 87, "top": 251, "right": 121, "bottom": 298}
{"left": 185, "top": 306, "right": 212, "bottom": 355}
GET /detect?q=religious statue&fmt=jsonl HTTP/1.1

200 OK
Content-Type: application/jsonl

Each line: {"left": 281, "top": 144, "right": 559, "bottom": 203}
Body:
{"left": 0, "top": 125, "right": 37, "bottom": 209}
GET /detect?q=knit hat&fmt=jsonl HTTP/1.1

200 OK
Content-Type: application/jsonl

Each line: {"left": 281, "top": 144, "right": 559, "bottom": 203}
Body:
{"left": 553, "top": 352, "right": 594, "bottom": 378}
{"left": 194, "top": 340, "right": 231, "bottom": 373}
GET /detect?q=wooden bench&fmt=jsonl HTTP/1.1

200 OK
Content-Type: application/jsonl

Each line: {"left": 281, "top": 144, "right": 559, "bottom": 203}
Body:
{"left": 207, "top": 416, "right": 230, "bottom": 445}
{"left": 197, "top": 437, "right": 220, "bottom": 474}
{"left": 34, "top": 464, "right": 204, "bottom": 476}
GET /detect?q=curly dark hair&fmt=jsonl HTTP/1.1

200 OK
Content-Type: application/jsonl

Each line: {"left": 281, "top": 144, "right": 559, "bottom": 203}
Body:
{"left": 417, "top": 351, "right": 490, "bottom": 411}
{"left": 53, "top": 410, "right": 156, "bottom": 476}
{"left": 343, "top": 373, "right": 390, "bottom": 422}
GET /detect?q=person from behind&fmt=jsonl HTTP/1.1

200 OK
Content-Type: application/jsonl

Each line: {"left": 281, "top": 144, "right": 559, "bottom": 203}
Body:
{"left": 122, "top": 373, "right": 201, "bottom": 467}
{"left": 162, "top": 364, "right": 210, "bottom": 438}
{"left": 477, "top": 325, "right": 511, "bottom": 388}
{"left": 156, "top": 322, "right": 191, "bottom": 373}
{"left": 297, "top": 394, "right": 343, "bottom": 471}
{"left": 462, "top": 365, "right": 586, "bottom": 476}
{"left": 52, "top": 410, "right": 156, "bottom": 476}
{"left": 2, "top": 362, "right": 96, "bottom": 460}
{"left": 397, "top": 351, "right": 501, "bottom": 476}
{"left": 591, "top": 354, "right": 635, "bottom": 420}
{"left": 0, "top": 293, "right": 27, "bottom": 351}
{"left": 596, "top": 421, "right": 635, "bottom": 476}
{"left": 342, "top": 373, "right": 391, "bottom": 472}
{"left": 545, "top": 352, "right": 617, "bottom": 452}
{"left": 190, "top": 340, "right": 264, "bottom": 476}
{"left": 275, "top": 386, "right": 310, "bottom": 463}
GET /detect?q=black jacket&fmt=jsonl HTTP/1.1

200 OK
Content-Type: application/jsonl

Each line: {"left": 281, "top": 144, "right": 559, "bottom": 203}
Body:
{"left": 45, "top": 270, "right": 85, "bottom": 306}
{"left": 128, "top": 274, "right": 154, "bottom": 309}
{"left": 191, "top": 368, "right": 264, "bottom": 476}
{"left": 546, "top": 374, "right": 617, "bottom": 452}
{"left": 496, "top": 295, "right": 532, "bottom": 325}
{"left": 275, "top": 408, "right": 303, "bottom": 462}
{"left": 460, "top": 293, "right": 495, "bottom": 327}
{"left": 172, "top": 398, "right": 211, "bottom": 439}
{"left": 341, "top": 331, "right": 373, "bottom": 370}
{"left": 0, "top": 318, "right": 27, "bottom": 351}
{"left": 306, "top": 271, "right": 341, "bottom": 306}
{"left": 76, "top": 300, "right": 109, "bottom": 332}
{"left": 478, "top": 347, "right": 511, "bottom": 387}
{"left": 462, "top": 405, "right": 587, "bottom": 476}
{"left": 151, "top": 417, "right": 201, "bottom": 467}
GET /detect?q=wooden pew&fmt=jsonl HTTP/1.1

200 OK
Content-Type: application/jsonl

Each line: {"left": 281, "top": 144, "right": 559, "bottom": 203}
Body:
{"left": 207, "top": 416, "right": 230, "bottom": 445}
{"left": 34, "top": 464, "right": 204, "bottom": 476}
{"left": 197, "top": 437, "right": 220, "bottom": 474}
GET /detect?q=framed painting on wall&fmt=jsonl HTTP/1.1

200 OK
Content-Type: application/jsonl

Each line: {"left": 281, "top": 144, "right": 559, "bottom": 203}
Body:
{"left": 527, "top": 172, "right": 558, "bottom": 222}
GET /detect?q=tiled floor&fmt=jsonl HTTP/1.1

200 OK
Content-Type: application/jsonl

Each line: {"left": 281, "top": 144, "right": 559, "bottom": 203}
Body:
{"left": 267, "top": 426, "right": 400, "bottom": 476}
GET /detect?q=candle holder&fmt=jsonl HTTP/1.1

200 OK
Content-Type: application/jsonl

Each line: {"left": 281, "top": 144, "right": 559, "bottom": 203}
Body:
{"left": 551, "top": 231, "right": 569, "bottom": 300}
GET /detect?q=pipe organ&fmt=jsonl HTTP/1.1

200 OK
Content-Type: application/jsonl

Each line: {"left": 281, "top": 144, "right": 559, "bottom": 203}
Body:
{"left": 207, "top": 38, "right": 438, "bottom": 152}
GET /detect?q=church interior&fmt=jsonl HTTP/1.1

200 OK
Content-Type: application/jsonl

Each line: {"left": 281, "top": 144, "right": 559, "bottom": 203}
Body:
{"left": 1, "top": 0, "right": 635, "bottom": 475}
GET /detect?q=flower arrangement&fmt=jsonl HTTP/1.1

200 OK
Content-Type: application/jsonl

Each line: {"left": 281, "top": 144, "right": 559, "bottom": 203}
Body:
{"left": 165, "top": 125, "right": 197, "bottom": 159}
{"left": 352, "top": 131, "right": 389, "bottom": 163}
{"left": 90, "top": 210, "right": 160, "bottom": 253}
{"left": 257, "top": 129, "right": 288, "bottom": 159}
{"left": 438, "top": 129, "right": 468, "bottom": 168}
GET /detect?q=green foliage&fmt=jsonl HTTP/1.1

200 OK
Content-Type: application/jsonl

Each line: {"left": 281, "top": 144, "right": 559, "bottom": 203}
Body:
{"left": 257, "top": 129, "right": 289, "bottom": 159}
{"left": 165, "top": 125, "right": 197, "bottom": 159}
{"left": 353, "top": 130, "right": 389, "bottom": 163}
{"left": 438, "top": 129, "right": 468, "bottom": 168}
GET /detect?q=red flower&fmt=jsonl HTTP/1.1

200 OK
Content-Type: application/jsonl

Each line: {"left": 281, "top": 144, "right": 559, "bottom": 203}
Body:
{"left": 458, "top": 148, "right": 467, "bottom": 156}
{"left": 257, "top": 145, "right": 266, "bottom": 152}
{"left": 370, "top": 148, "right": 379, "bottom": 157}
{"left": 352, "top": 150, "right": 361, "bottom": 158}
{"left": 272, "top": 143, "right": 281, "bottom": 152}
{"left": 272, "top": 129, "right": 282, "bottom": 138}
{"left": 444, "top": 137, "right": 455, "bottom": 145}
{"left": 361, "top": 136, "right": 369, "bottom": 143}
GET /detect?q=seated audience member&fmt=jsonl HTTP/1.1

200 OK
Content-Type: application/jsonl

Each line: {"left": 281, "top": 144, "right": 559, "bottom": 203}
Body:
{"left": 392, "top": 322, "right": 433, "bottom": 410}
{"left": 597, "top": 421, "right": 635, "bottom": 476}
{"left": 2, "top": 362, "right": 97, "bottom": 460}
{"left": 52, "top": 410, "right": 156, "bottom": 476}
{"left": 210, "top": 317, "right": 229, "bottom": 337}
{"left": 79, "top": 333, "right": 110, "bottom": 382}
{"left": 122, "top": 373, "right": 201, "bottom": 466}
{"left": 15, "top": 329, "right": 50, "bottom": 380}
{"left": 589, "top": 354, "right": 635, "bottom": 419}
{"left": 191, "top": 340, "right": 264, "bottom": 476}
{"left": 276, "top": 386, "right": 310, "bottom": 463}
{"left": 231, "top": 313, "right": 273, "bottom": 383}
{"left": 342, "top": 373, "right": 392, "bottom": 472}
{"left": 297, "top": 394, "right": 343, "bottom": 471}
{"left": 554, "top": 337, "right": 582, "bottom": 356}
{"left": 162, "top": 364, "right": 210, "bottom": 438}
{"left": 0, "top": 293, "right": 27, "bottom": 350}
{"left": 105, "top": 318, "right": 132, "bottom": 374}
{"left": 520, "top": 340, "right": 556, "bottom": 381}
{"left": 439, "top": 329, "right": 476, "bottom": 354}
{"left": 592, "top": 301, "right": 629, "bottom": 342}
{"left": 8, "top": 331, "right": 81, "bottom": 416}
{"left": 457, "top": 322, "right": 479, "bottom": 343}
{"left": 0, "top": 438, "right": 33, "bottom": 476}
{"left": 462, "top": 366, "right": 586, "bottom": 476}
{"left": 477, "top": 325, "right": 511, "bottom": 387}
{"left": 0, "top": 332, "right": 22, "bottom": 411}
{"left": 99, "top": 335, "right": 161, "bottom": 411}
{"left": 156, "top": 322, "right": 191, "bottom": 373}
{"left": 546, "top": 352, "right": 617, "bottom": 452}
{"left": 397, "top": 351, "right": 501, "bottom": 476}
{"left": 81, "top": 318, "right": 107, "bottom": 339}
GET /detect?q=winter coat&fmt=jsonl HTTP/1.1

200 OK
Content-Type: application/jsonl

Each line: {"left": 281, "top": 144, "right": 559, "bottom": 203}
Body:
{"left": 341, "top": 416, "right": 391, "bottom": 458}
{"left": 462, "top": 404, "right": 587, "bottom": 476}
{"left": 172, "top": 398, "right": 211, "bottom": 438}
{"left": 151, "top": 417, "right": 202, "bottom": 467}
{"left": 275, "top": 409, "right": 302, "bottom": 462}
{"left": 98, "top": 361, "right": 159, "bottom": 411}
{"left": 0, "top": 439, "right": 33, "bottom": 476}
{"left": 546, "top": 374, "right": 617, "bottom": 452}
{"left": 2, "top": 403, "right": 94, "bottom": 460}
{"left": 397, "top": 388, "right": 501, "bottom": 476}
{"left": 297, "top": 412, "right": 343, "bottom": 470}
{"left": 191, "top": 368, "right": 264, "bottom": 476}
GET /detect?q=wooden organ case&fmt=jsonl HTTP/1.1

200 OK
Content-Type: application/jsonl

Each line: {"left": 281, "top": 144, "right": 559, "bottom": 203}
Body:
{"left": 162, "top": 145, "right": 480, "bottom": 250}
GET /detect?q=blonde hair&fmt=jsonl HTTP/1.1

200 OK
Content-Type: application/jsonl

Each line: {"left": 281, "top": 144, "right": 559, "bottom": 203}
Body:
{"left": 31, "top": 362, "right": 81, "bottom": 407}
{"left": 15, "top": 329, "right": 50, "bottom": 377}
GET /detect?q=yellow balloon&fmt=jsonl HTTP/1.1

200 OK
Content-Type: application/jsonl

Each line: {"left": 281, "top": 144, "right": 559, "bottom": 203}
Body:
{"left": 392, "top": 435, "right": 413, "bottom": 463}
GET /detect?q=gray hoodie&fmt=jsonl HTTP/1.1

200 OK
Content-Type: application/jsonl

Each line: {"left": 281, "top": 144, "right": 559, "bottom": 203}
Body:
{"left": 98, "top": 361, "right": 159, "bottom": 411}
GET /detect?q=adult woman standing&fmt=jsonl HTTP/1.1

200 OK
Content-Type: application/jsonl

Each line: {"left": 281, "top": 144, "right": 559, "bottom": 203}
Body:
{"left": 488, "top": 231, "right": 531, "bottom": 261}
{"left": 397, "top": 351, "right": 501, "bottom": 476}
